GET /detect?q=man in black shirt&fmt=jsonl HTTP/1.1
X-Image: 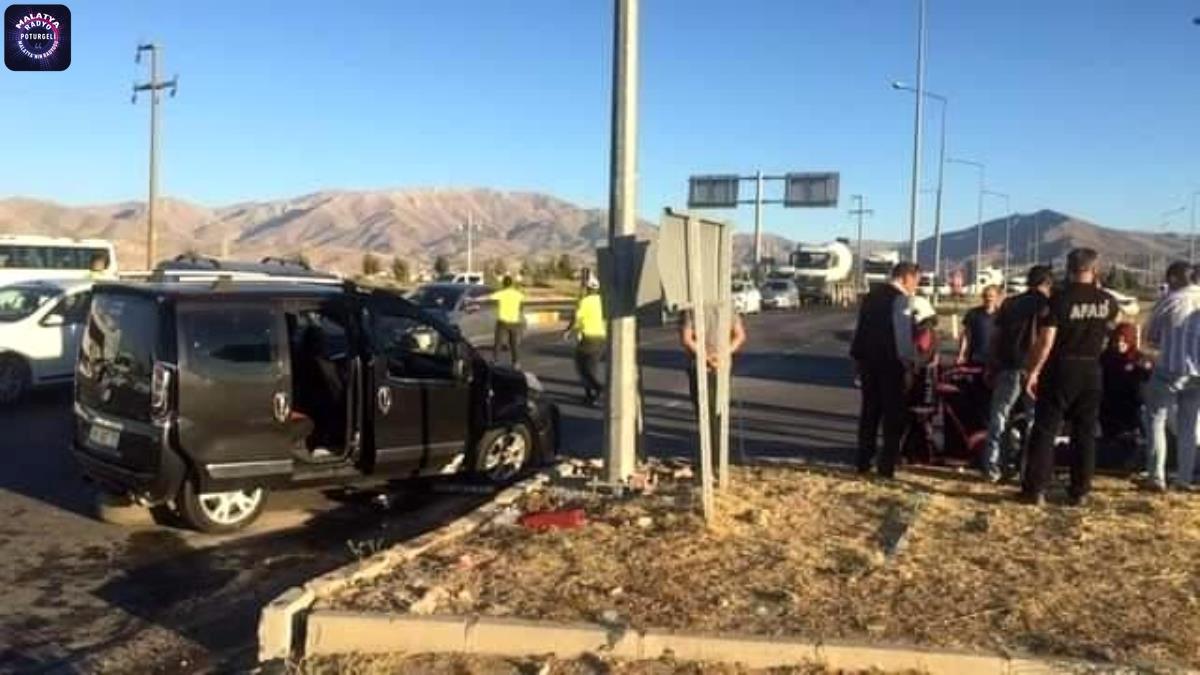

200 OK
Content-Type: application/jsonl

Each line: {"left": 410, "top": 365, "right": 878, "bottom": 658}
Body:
{"left": 850, "top": 261, "right": 920, "bottom": 478}
{"left": 980, "top": 265, "right": 1053, "bottom": 481}
{"left": 957, "top": 284, "right": 1001, "bottom": 366}
{"left": 1022, "top": 249, "right": 1118, "bottom": 506}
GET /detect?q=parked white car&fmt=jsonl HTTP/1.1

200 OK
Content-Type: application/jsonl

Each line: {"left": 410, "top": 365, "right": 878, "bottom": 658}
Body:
{"left": 731, "top": 280, "right": 761, "bottom": 314}
{"left": 1103, "top": 287, "right": 1139, "bottom": 318}
{"left": 441, "top": 272, "right": 485, "bottom": 285}
{"left": 0, "top": 279, "right": 93, "bottom": 403}
{"left": 760, "top": 279, "right": 800, "bottom": 310}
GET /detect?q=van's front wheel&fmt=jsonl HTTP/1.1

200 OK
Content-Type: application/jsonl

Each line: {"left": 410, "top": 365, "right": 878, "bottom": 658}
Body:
{"left": 0, "top": 355, "right": 30, "bottom": 405}
{"left": 476, "top": 422, "right": 532, "bottom": 484}
{"left": 178, "top": 480, "right": 266, "bottom": 533}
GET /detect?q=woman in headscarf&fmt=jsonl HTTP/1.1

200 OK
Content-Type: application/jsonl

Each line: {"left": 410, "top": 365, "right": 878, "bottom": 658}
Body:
{"left": 1099, "top": 322, "right": 1151, "bottom": 441}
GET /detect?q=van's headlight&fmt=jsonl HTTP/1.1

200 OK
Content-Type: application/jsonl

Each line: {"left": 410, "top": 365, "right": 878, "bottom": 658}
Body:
{"left": 524, "top": 372, "right": 544, "bottom": 395}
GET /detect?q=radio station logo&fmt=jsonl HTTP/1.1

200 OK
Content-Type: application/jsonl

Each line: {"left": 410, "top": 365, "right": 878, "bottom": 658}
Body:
{"left": 5, "top": 5, "right": 71, "bottom": 71}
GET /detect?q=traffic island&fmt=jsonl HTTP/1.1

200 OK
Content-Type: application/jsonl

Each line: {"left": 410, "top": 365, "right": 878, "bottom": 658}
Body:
{"left": 271, "top": 464, "right": 1200, "bottom": 673}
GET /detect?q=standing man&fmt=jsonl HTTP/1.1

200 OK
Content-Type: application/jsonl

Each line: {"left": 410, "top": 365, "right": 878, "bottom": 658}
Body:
{"left": 1143, "top": 261, "right": 1200, "bottom": 491}
{"left": 565, "top": 277, "right": 606, "bottom": 406}
{"left": 490, "top": 276, "right": 525, "bottom": 369}
{"left": 850, "top": 261, "right": 920, "bottom": 478}
{"left": 1022, "top": 249, "right": 1118, "bottom": 506}
{"left": 980, "top": 266, "right": 1053, "bottom": 482}
{"left": 680, "top": 306, "right": 747, "bottom": 416}
{"left": 957, "top": 285, "right": 1002, "bottom": 366}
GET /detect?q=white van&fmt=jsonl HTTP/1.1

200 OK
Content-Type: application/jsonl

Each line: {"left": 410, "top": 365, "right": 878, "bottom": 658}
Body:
{"left": 0, "top": 235, "right": 118, "bottom": 284}
{"left": 441, "top": 272, "right": 485, "bottom": 285}
{"left": 0, "top": 279, "right": 93, "bottom": 403}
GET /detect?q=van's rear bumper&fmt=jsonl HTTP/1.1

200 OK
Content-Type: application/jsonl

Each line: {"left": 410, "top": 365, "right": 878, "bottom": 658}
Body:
{"left": 73, "top": 441, "right": 186, "bottom": 504}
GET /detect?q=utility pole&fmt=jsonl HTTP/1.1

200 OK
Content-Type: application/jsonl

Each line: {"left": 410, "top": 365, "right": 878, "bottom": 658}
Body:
{"left": 849, "top": 195, "right": 873, "bottom": 292}
{"left": 1188, "top": 192, "right": 1199, "bottom": 264}
{"left": 133, "top": 43, "right": 178, "bottom": 271}
{"left": 948, "top": 157, "right": 985, "bottom": 286}
{"left": 604, "top": 0, "right": 639, "bottom": 484}
{"left": 752, "top": 170, "right": 764, "bottom": 280}
{"left": 1033, "top": 210, "right": 1041, "bottom": 264}
{"left": 460, "top": 213, "right": 477, "bottom": 274}
{"left": 905, "top": 0, "right": 928, "bottom": 262}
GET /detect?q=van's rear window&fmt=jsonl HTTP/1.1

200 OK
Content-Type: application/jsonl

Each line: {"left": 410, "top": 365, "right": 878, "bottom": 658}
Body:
{"left": 80, "top": 294, "right": 158, "bottom": 387}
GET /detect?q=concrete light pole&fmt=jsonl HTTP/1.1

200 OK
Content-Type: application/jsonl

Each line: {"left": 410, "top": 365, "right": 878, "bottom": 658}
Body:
{"left": 893, "top": 82, "right": 946, "bottom": 298}
{"left": 1190, "top": 190, "right": 1200, "bottom": 264}
{"left": 459, "top": 213, "right": 478, "bottom": 274}
{"left": 603, "top": 0, "right": 639, "bottom": 484}
{"left": 904, "top": 0, "right": 928, "bottom": 263}
{"left": 132, "top": 43, "right": 178, "bottom": 271}
{"left": 948, "top": 157, "right": 986, "bottom": 286}
{"left": 983, "top": 190, "right": 1010, "bottom": 290}
{"left": 849, "top": 195, "right": 874, "bottom": 292}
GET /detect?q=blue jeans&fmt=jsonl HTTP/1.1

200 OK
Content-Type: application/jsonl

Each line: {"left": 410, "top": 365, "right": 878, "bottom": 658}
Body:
{"left": 983, "top": 369, "right": 1025, "bottom": 476}
{"left": 1146, "top": 371, "right": 1200, "bottom": 487}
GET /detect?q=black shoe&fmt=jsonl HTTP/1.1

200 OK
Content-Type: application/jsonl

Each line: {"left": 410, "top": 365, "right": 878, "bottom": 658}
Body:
{"left": 1018, "top": 491, "right": 1045, "bottom": 507}
{"left": 1066, "top": 493, "right": 1088, "bottom": 508}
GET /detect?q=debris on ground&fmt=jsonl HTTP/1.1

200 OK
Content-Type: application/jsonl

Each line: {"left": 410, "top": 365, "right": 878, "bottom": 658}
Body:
{"left": 518, "top": 508, "right": 588, "bottom": 531}
{"left": 326, "top": 465, "right": 1200, "bottom": 669}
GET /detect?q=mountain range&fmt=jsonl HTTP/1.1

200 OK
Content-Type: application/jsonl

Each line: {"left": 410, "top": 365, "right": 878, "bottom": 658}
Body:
{"left": 0, "top": 190, "right": 1186, "bottom": 275}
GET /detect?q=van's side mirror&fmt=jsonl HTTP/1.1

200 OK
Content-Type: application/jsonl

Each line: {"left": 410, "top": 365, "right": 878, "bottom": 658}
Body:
{"left": 41, "top": 314, "right": 64, "bottom": 327}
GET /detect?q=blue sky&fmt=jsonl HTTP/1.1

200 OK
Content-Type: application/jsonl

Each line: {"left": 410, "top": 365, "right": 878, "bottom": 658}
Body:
{"left": 2, "top": 0, "right": 1199, "bottom": 245}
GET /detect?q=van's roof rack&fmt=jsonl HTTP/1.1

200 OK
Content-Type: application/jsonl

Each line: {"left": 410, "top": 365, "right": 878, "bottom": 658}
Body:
{"left": 137, "top": 256, "right": 342, "bottom": 287}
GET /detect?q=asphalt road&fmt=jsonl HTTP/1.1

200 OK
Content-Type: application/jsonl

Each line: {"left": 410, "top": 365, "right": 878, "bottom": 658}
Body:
{"left": 0, "top": 307, "right": 857, "bottom": 674}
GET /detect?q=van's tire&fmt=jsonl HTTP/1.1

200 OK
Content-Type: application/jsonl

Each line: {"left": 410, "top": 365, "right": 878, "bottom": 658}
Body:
{"left": 0, "top": 355, "right": 30, "bottom": 405}
{"left": 475, "top": 421, "right": 533, "bottom": 485}
{"left": 177, "top": 479, "right": 266, "bottom": 534}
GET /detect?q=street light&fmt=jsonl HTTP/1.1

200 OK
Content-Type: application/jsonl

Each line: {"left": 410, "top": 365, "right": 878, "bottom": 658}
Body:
{"left": 893, "top": 81, "right": 947, "bottom": 299}
{"left": 1190, "top": 190, "right": 1200, "bottom": 263}
{"left": 983, "top": 189, "right": 1011, "bottom": 290}
{"left": 947, "top": 157, "right": 986, "bottom": 286}
{"left": 903, "top": 0, "right": 929, "bottom": 263}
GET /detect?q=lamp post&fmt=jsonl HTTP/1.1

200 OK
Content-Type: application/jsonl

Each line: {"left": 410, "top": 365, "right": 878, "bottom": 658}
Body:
{"left": 459, "top": 214, "right": 478, "bottom": 274}
{"left": 904, "top": 0, "right": 929, "bottom": 263}
{"left": 1190, "top": 190, "right": 1200, "bottom": 264}
{"left": 983, "top": 190, "right": 1010, "bottom": 290}
{"left": 948, "top": 157, "right": 986, "bottom": 288}
{"left": 893, "top": 81, "right": 946, "bottom": 298}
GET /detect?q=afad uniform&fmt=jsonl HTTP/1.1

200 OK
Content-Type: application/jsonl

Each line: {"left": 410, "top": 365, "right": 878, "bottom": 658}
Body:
{"left": 573, "top": 292, "right": 606, "bottom": 403}
{"left": 490, "top": 286, "right": 526, "bottom": 367}
{"left": 1023, "top": 282, "right": 1119, "bottom": 499}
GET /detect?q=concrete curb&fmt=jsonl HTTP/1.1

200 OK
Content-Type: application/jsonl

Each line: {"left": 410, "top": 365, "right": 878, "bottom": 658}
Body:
{"left": 300, "top": 611, "right": 1113, "bottom": 674}
{"left": 256, "top": 469, "right": 554, "bottom": 663}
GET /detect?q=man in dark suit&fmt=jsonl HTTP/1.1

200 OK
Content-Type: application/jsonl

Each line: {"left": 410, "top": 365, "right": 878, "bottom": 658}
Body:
{"left": 851, "top": 261, "right": 920, "bottom": 478}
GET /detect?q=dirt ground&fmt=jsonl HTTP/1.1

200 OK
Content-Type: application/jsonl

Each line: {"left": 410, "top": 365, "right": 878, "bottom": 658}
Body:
{"left": 295, "top": 652, "right": 913, "bottom": 675}
{"left": 325, "top": 465, "right": 1200, "bottom": 670}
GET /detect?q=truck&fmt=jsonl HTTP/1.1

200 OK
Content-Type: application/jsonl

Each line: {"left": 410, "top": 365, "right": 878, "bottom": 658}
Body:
{"left": 789, "top": 239, "right": 856, "bottom": 306}
{"left": 862, "top": 250, "right": 900, "bottom": 291}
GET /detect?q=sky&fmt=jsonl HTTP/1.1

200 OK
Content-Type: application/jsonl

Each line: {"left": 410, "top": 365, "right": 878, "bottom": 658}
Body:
{"left": 2, "top": 0, "right": 1199, "bottom": 246}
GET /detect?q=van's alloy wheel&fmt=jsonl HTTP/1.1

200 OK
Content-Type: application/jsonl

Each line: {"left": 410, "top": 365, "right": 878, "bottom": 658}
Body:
{"left": 178, "top": 479, "right": 266, "bottom": 533}
{"left": 198, "top": 489, "right": 263, "bottom": 526}
{"left": 479, "top": 425, "right": 531, "bottom": 483}
{"left": 0, "top": 356, "right": 30, "bottom": 404}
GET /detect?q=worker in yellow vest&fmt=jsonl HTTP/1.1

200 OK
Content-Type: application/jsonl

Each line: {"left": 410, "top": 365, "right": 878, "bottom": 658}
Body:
{"left": 489, "top": 276, "right": 526, "bottom": 368}
{"left": 564, "top": 277, "right": 606, "bottom": 406}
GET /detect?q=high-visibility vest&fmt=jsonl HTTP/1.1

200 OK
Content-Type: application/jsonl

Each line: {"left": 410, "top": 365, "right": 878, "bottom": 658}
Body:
{"left": 575, "top": 293, "right": 606, "bottom": 339}
{"left": 491, "top": 287, "right": 525, "bottom": 324}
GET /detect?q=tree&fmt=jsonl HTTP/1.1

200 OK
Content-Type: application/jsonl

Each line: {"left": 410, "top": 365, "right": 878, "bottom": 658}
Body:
{"left": 362, "top": 253, "right": 382, "bottom": 276}
{"left": 484, "top": 258, "right": 507, "bottom": 286}
{"left": 434, "top": 255, "right": 451, "bottom": 277}
{"left": 555, "top": 253, "right": 576, "bottom": 279}
{"left": 392, "top": 256, "right": 410, "bottom": 283}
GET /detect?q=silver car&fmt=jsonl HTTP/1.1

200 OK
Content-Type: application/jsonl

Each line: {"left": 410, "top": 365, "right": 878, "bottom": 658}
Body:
{"left": 760, "top": 279, "right": 800, "bottom": 310}
{"left": 408, "top": 283, "right": 497, "bottom": 347}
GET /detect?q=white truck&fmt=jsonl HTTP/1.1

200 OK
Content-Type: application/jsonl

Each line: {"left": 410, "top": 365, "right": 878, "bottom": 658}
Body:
{"left": 790, "top": 240, "right": 856, "bottom": 305}
{"left": 862, "top": 251, "right": 900, "bottom": 291}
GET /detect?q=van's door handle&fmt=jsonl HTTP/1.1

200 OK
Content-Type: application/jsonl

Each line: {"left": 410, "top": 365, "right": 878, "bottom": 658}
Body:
{"left": 272, "top": 392, "right": 290, "bottom": 423}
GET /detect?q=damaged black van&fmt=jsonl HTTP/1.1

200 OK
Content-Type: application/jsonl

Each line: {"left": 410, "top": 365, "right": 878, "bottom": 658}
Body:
{"left": 72, "top": 273, "right": 557, "bottom": 532}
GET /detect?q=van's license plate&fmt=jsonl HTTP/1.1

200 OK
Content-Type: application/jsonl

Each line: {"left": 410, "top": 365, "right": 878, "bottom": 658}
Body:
{"left": 88, "top": 425, "right": 120, "bottom": 450}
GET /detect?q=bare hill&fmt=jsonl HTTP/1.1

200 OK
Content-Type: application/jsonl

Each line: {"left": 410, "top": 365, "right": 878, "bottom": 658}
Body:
{"left": 0, "top": 189, "right": 646, "bottom": 275}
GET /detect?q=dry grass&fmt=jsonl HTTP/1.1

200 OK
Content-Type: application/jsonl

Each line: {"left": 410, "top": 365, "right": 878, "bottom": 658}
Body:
{"left": 326, "top": 466, "right": 1200, "bottom": 670}
{"left": 294, "top": 653, "right": 909, "bottom": 675}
